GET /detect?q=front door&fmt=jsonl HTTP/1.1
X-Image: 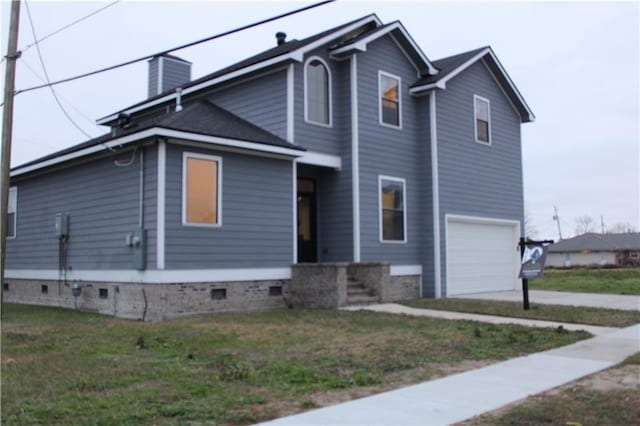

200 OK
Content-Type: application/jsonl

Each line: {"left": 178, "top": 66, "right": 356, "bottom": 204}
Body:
{"left": 297, "top": 178, "right": 317, "bottom": 262}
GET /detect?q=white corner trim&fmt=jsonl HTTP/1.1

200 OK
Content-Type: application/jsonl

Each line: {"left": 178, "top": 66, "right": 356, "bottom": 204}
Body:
{"left": 351, "top": 53, "right": 361, "bottom": 262}
{"left": 378, "top": 175, "right": 408, "bottom": 244}
{"left": 303, "top": 56, "right": 333, "bottom": 127}
{"left": 181, "top": 152, "right": 223, "bottom": 227}
{"left": 156, "top": 140, "right": 166, "bottom": 270}
{"left": 287, "top": 64, "right": 295, "bottom": 143}
{"left": 390, "top": 265, "right": 423, "bottom": 276}
{"left": 378, "top": 70, "right": 403, "bottom": 130}
{"left": 430, "top": 92, "right": 441, "bottom": 299}
{"left": 157, "top": 56, "right": 164, "bottom": 96}
{"left": 4, "top": 268, "right": 293, "bottom": 284}
{"left": 6, "top": 186, "right": 17, "bottom": 239}
{"left": 297, "top": 151, "right": 341, "bottom": 170}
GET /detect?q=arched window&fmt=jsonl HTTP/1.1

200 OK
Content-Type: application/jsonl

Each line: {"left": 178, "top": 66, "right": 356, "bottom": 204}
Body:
{"left": 305, "top": 57, "right": 331, "bottom": 126}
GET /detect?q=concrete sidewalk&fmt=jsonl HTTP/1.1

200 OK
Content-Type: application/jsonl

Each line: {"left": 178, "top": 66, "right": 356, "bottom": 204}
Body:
{"left": 343, "top": 303, "right": 618, "bottom": 336}
{"left": 257, "top": 325, "right": 640, "bottom": 426}
{"left": 456, "top": 290, "right": 640, "bottom": 311}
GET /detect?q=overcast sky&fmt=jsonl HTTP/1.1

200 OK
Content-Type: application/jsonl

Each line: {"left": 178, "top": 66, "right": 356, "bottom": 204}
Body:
{"left": 2, "top": 0, "right": 639, "bottom": 240}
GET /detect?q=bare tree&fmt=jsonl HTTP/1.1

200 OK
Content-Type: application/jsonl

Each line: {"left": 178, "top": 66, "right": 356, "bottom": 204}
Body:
{"left": 574, "top": 215, "right": 594, "bottom": 235}
{"left": 524, "top": 206, "right": 539, "bottom": 238}
{"left": 608, "top": 222, "right": 637, "bottom": 233}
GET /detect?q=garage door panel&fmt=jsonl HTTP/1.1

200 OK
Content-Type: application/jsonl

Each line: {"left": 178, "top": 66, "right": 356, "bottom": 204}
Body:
{"left": 447, "top": 218, "right": 518, "bottom": 296}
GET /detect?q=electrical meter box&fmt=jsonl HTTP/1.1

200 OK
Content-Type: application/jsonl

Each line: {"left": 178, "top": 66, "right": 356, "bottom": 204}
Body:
{"left": 55, "top": 213, "right": 69, "bottom": 238}
{"left": 133, "top": 227, "right": 147, "bottom": 270}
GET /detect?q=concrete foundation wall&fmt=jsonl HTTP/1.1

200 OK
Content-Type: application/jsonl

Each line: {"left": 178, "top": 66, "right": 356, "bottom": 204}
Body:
{"left": 290, "top": 263, "right": 348, "bottom": 308}
{"left": 3, "top": 279, "right": 289, "bottom": 321}
{"left": 389, "top": 275, "right": 421, "bottom": 301}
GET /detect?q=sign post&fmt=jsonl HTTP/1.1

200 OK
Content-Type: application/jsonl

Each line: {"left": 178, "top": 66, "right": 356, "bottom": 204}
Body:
{"left": 518, "top": 238, "right": 554, "bottom": 310}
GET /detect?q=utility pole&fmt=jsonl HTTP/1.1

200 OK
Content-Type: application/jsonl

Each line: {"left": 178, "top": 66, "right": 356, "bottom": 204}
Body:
{"left": 1, "top": 0, "right": 22, "bottom": 308}
{"left": 552, "top": 205, "right": 563, "bottom": 241}
{"left": 601, "top": 215, "right": 605, "bottom": 234}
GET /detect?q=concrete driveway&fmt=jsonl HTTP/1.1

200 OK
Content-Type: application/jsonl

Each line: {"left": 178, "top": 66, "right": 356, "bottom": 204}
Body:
{"left": 455, "top": 290, "right": 640, "bottom": 311}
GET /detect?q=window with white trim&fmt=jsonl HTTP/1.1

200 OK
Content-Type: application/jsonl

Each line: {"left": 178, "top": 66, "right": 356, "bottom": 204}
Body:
{"left": 6, "top": 186, "right": 16, "bottom": 238}
{"left": 379, "top": 176, "right": 406, "bottom": 243}
{"left": 182, "top": 153, "right": 222, "bottom": 226}
{"left": 474, "top": 95, "right": 491, "bottom": 144}
{"left": 304, "top": 57, "right": 331, "bottom": 126}
{"left": 379, "top": 71, "right": 401, "bottom": 128}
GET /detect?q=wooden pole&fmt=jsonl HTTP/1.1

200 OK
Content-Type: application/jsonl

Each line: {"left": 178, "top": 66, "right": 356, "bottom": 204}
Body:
{"left": 1, "top": 0, "right": 22, "bottom": 309}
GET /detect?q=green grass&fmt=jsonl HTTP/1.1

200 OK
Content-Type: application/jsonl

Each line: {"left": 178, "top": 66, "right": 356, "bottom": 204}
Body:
{"left": 462, "top": 353, "right": 640, "bottom": 426}
{"left": 532, "top": 268, "right": 640, "bottom": 295}
{"left": 1, "top": 303, "right": 591, "bottom": 426}
{"left": 401, "top": 298, "right": 640, "bottom": 327}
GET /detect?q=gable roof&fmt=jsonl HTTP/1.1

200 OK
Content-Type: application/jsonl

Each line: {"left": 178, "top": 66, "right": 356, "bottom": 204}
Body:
{"left": 410, "top": 46, "right": 535, "bottom": 123}
{"left": 12, "top": 101, "right": 302, "bottom": 177}
{"left": 548, "top": 233, "right": 640, "bottom": 253}
{"left": 328, "top": 20, "right": 437, "bottom": 75}
{"left": 97, "top": 14, "right": 386, "bottom": 125}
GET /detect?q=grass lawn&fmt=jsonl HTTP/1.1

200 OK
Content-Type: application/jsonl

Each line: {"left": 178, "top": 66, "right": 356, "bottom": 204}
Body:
{"left": 531, "top": 268, "right": 640, "bottom": 295}
{"left": 402, "top": 298, "right": 640, "bottom": 327}
{"left": 1, "top": 303, "right": 591, "bottom": 426}
{"left": 460, "top": 353, "right": 640, "bottom": 426}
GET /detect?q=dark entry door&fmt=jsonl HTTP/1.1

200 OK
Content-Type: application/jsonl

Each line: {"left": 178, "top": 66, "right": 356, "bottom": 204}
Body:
{"left": 297, "top": 178, "right": 317, "bottom": 263}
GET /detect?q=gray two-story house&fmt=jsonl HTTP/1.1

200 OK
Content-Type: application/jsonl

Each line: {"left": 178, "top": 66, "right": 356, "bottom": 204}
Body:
{"left": 4, "top": 15, "right": 534, "bottom": 320}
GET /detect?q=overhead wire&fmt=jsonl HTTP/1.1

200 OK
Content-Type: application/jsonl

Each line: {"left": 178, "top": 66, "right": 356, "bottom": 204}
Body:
{"left": 15, "top": 0, "right": 335, "bottom": 95}
{"left": 1, "top": 0, "right": 120, "bottom": 65}
{"left": 24, "top": 0, "right": 96, "bottom": 139}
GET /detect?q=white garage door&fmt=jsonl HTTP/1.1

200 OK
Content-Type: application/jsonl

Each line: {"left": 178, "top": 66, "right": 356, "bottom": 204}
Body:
{"left": 446, "top": 216, "right": 519, "bottom": 296}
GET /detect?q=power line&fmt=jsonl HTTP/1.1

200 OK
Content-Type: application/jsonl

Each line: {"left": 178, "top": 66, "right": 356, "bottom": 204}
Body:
{"left": 23, "top": 0, "right": 121, "bottom": 54}
{"left": 24, "top": 0, "right": 95, "bottom": 139}
{"left": 1, "top": 0, "right": 120, "bottom": 65}
{"left": 15, "top": 0, "right": 335, "bottom": 95}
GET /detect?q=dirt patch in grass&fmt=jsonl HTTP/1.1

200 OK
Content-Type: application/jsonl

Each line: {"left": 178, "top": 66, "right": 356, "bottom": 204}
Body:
{"left": 402, "top": 298, "right": 640, "bottom": 327}
{"left": 459, "top": 354, "right": 640, "bottom": 425}
{"left": 1, "top": 303, "right": 591, "bottom": 426}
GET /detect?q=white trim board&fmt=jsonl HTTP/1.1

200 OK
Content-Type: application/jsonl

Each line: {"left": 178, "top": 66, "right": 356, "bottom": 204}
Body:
{"left": 11, "top": 127, "right": 304, "bottom": 177}
{"left": 390, "top": 265, "right": 422, "bottom": 276}
{"left": 297, "top": 151, "right": 342, "bottom": 170}
{"left": 351, "top": 53, "right": 361, "bottom": 262}
{"left": 429, "top": 91, "right": 441, "bottom": 299}
{"left": 4, "top": 268, "right": 293, "bottom": 284}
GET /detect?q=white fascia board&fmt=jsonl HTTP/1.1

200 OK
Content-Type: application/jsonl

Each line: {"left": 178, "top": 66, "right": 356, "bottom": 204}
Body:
{"left": 153, "top": 128, "right": 304, "bottom": 158}
{"left": 4, "top": 268, "right": 292, "bottom": 284}
{"left": 98, "top": 16, "right": 382, "bottom": 125}
{"left": 11, "top": 128, "right": 303, "bottom": 178}
{"left": 10, "top": 129, "right": 160, "bottom": 177}
{"left": 330, "top": 22, "right": 437, "bottom": 76}
{"left": 297, "top": 151, "right": 342, "bottom": 169}
{"left": 390, "top": 265, "right": 422, "bottom": 276}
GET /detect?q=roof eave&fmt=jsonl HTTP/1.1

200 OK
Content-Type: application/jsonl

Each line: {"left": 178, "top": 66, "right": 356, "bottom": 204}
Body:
{"left": 97, "top": 15, "right": 383, "bottom": 125}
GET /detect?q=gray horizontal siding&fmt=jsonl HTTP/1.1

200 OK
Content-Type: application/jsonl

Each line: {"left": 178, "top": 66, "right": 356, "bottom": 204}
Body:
{"left": 357, "top": 36, "right": 426, "bottom": 266}
{"left": 436, "top": 59, "right": 524, "bottom": 295}
{"left": 163, "top": 143, "right": 293, "bottom": 268}
{"left": 209, "top": 69, "right": 288, "bottom": 140}
{"left": 7, "top": 148, "right": 154, "bottom": 270}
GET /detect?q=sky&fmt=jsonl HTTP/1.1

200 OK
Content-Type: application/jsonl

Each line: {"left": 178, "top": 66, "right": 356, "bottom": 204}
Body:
{"left": 1, "top": 0, "right": 639, "bottom": 240}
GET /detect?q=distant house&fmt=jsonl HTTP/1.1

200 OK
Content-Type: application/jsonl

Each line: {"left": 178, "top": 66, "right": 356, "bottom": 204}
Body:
{"left": 547, "top": 233, "right": 640, "bottom": 267}
{"left": 4, "top": 14, "right": 534, "bottom": 320}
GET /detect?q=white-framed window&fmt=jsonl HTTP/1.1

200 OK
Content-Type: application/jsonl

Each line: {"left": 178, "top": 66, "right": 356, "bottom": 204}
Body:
{"left": 304, "top": 56, "right": 331, "bottom": 127}
{"left": 182, "top": 152, "right": 222, "bottom": 227}
{"left": 474, "top": 95, "right": 491, "bottom": 144}
{"left": 6, "top": 186, "right": 17, "bottom": 238}
{"left": 378, "top": 176, "right": 407, "bottom": 243}
{"left": 379, "top": 71, "right": 402, "bottom": 129}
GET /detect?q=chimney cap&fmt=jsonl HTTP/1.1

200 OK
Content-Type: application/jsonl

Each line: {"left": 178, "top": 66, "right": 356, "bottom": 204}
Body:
{"left": 276, "top": 32, "right": 287, "bottom": 46}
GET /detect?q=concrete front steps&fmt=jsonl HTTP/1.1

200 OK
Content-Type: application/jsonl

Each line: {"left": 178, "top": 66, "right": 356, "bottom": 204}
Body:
{"left": 346, "top": 277, "right": 379, "bottom": 305}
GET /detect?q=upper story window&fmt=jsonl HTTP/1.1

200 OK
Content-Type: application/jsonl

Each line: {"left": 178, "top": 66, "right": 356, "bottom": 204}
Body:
{"left": 379, "top": 71, "right": 402, "bottom": 128}
{"left": 6, "top": 187, "right": 16, "bottom": 238}
{"left": 304, "top": 57, "right": 331, "bottom": 126}
{"left": 474, "top": 95, "right": 491, "bottom": 144}
{"left": 182, "top": 153, "right": 222, "bottom": 227}
{"left": 379, "top": 176, "right": 407, "bottom": 243}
